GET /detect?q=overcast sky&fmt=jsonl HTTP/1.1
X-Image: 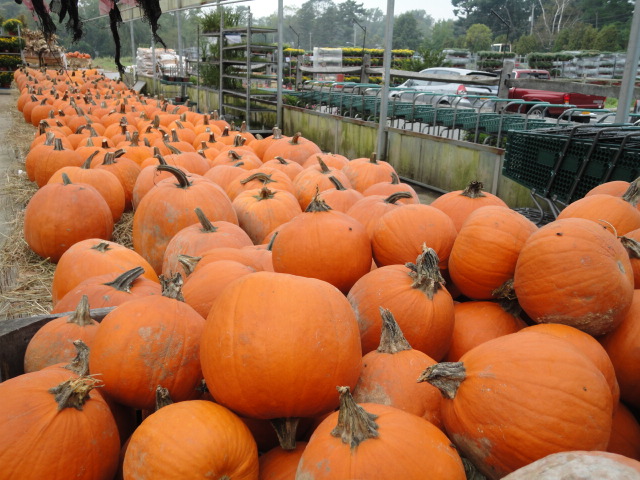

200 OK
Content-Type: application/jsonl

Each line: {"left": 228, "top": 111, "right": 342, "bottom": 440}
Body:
{"left": 243, "top": 0, "right": 456, "bottom": 21}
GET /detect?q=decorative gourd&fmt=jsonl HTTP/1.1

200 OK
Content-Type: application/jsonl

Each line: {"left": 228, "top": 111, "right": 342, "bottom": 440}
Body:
{"left": 52, "top": 266, "right": 162, "bottom": 314}
{"left": 430, "top": 180, "right": 508, "bottom": 232}
{"left": 341, "top": 152, "right": 396, "bottom": 193}
{"left": 0, "top": 369, "right": 120, "bottom": 479}
{"left": 448, "top": 206, "right": 537, "bottom": 300}
{"left": 513, "top": 218, "right": 634, "bottom": 336}
{"left": 123, "top": 400, "right": 259, "bottom": 479}
{"left": 352, "top": 308, "right": 443, "bottom": 428}
{"left": 371, "top": 203, "right": 457, "bottom": 270}
{"left": 271, "top": 195, "right": 372, "bottom": 293}
{"left": 347, "top": 247, "right": 455, "bottom": 359}
{"left": 161, "top": 207, "right": 253, "bottom": 277}
{"left": 51, "top": 238, "right": 159, "bottom": 306}
{"left": 501, "top": 451, "right": 640, "bottom": 479}
{"left": 599, "top": 290, "right": 640, "bottom": 408}
{"left": 132, "top": 165, "right": 238, "bottom": 273}
{"left": 233, "top": 186, "right": 302, "bottom": 245}
{"left": 419, "top": 331, "right": 614, "bottom": 479}
{"left": 24, "top": 173, "right": 114, "bottom": 263}
{"left": 200, "top": 271, "right": 362, "bottom": 449}
{"left": 295, "top": 386, "right": 466, "bottom": 479}
{"left": 24, "top": 296, "right": 99, "bottom": 372}
{"left": 89, "top": 274, "right": 205, "bottom": 410}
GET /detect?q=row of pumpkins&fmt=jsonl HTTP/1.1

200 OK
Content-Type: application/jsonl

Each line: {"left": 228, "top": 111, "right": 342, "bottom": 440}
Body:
{"left": 1, "top": 66, "right": 640, "bottom": 479}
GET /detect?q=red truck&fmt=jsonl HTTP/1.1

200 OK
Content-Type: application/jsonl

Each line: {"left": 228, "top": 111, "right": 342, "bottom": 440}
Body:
{"left": 507, "top": 69, "right": 606, "bottom": 123}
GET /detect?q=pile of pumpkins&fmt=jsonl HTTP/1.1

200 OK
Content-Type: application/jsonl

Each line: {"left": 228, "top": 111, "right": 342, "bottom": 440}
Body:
{"left": 1, "top": 66, "right": 640, "bottom": 479}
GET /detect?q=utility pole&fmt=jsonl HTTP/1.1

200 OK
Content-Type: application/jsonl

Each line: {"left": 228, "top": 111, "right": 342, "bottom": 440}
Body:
{"left": 530, "top": 3, "right": 535, "bottom": 36}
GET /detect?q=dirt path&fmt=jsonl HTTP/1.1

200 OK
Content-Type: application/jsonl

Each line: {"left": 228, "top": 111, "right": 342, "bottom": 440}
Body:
{"left": 0, "top": 89, "right": 22, "bottom": 240}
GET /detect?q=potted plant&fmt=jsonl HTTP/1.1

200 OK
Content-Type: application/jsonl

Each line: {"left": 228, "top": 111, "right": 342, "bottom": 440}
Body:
{"left": 2, "top": 18, "right": 22, "bottom": 37}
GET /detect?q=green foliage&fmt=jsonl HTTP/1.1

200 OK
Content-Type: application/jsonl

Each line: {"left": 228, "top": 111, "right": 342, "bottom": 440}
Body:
{"left": 0, "top": 37, "right": 22, "bottom": 52}
{"left": 199, "top": 7, "right": 245, "bottom": 33}
{"left": 0, "top": 71, "right": 12, "bottom": 85}
{"left": 425, "top": 19, "right": 455, "bottom": 51}
{"left": 477, "top": 51, "right": 516, "bottom": 59}
{"left": 393, "top": 12, "right": 423, "bottom": 51}
{"left": 0, "top": 54, "right": 20, "bottom": 68}
{"left": 594, "top": 24, "right": 624, "bottom": 52}
{"left": 464, "top": 24, "right": 492, "bottom": 53}
{"left": 397, "top": 48, "right": 446, "bottom": 71}
{"left": 514, "top": 35, "right": 541, "bottom": 55}
{"left": 200, "top": 63, "right": 219, "bottom": 88}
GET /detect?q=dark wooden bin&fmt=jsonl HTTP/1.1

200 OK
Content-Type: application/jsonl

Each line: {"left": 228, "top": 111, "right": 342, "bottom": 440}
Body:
{"left": 0, "top": 307, "right": 114, "bottom": 382}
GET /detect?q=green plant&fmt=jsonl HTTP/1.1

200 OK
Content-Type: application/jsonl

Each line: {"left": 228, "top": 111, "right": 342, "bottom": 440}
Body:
{"left": 2, "top": 18, "right": 22, "bottom": 35}
{"left": 0, "top": 54, "right": 21, "bottom": 69}
{"left": 199, "top": 7, "right": 244, "bottom": 32}
{"left": 0, "top": 71, "right": 13, "bottom": 86}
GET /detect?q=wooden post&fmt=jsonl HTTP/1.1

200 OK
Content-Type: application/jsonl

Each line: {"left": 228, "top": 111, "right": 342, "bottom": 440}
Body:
{"left": 295, "top": 55, "right": 303, "bottom": 90}
{"left": 361, "top": 53, "right": 371, "bottom": 84}
{"left": 497, "top": 59, "right": 515, "bottom": 113}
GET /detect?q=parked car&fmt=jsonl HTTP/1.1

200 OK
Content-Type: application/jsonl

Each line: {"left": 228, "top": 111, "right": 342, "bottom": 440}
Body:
{"left": 507, "top": 69, "right": 606, "bottom": 122}
{"left": 389, "top": 67, "right": 499, "bottom": 108}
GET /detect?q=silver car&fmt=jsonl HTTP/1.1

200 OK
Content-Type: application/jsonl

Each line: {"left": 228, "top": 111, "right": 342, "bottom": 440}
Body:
{"left": 389, "top": 67, "right": 499, "bottom": 109}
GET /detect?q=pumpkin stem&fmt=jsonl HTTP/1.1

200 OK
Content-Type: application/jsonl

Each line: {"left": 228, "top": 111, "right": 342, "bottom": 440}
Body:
{"left": 101, "top": 151, "right": 118, "bottom": 165}
{"left": 233, "top": 134, "right": 246, "bottom": 147}
{"left": 368, "top": 152, "right": 378, "bottom": 163}
{"left": 254, "top": 186, "right": 275, "bottom": 201}
{"left": 390, "top": 172, "right": 400, "bottom": 184}
{"left": 461, "top": 181, "right": 486, "bottom": 199}
{"left": 103, "top": 266, "right": 145, "bottom": 292}
{"left": 156, "top": 165, "right": 192, "bottom": 189}
{"left": 164, "top": 141, "right": 182, "bottom": 155}
{"left": 82, "top": 150, "right": 101, "bottom": 169}
{"left": 622, "top": 178, "right": 640, "bottom": 207}
{"left": 221, "top": 126, "right": 231, "bottom": 138}
{"left": 270, "top": 417, "right": 300, "bottom": 451}
{"left": 266, "top": 231, "right": 279, "bottom": 251}
{"left": 61, "top": 172, "right": 73, "bottom": 186}
{"left": 53, "top": 137, "right": 65, "bottom": 151}
{"left": 377, "top": 308, "right": 412, "bottom": 354}
{"left": 240, "top": 172, "right": 274, "bottom": 185}
{"left": 328, "top": 176, "right": 347, "bottom": 191}
{"left": 159, "top": 273, "right": 185, "bottom": 302}
{"left": 621, "top": 236, "right": 640, "bottom": 259}
{"left": 405, "top": 246, "right": 445, "bottom": 300}
{"left": 384, "top": 191, "right": 413, "bottom": 204}
{"left": 155, "top": 385, "right": 174, "bottom": 410}
{"left": 289, "top": 132, "right": 302, "bottom": 145}
{"left": 64, "top": 339, "right": 91, "bottom": 376}
{"left": 272, "top": 127, "right": 283, "bottom": 140}
{"left": 462, "top": 458, "right": 487, "bottom": 480}
{"left": 491, "top": 279, "right": 523, "bottom": 318}
{"left": 170, "top": 129, "right": 181, "bottom": 143}
{"left": 306, "top": 188, "right": 333, "bottom": 212}
{"left": 130, "top": 131, "right": 140, "bottom": 146}
{"left": 67, "top": 295, "right": 97, "bottom": 327}
{"left": 195, "top": 207, "right": 218, "bottom": 233}
{"left": 331, "top": 386, "right": 379, "bottom": 449}
{"left": 91, "top": 241, "right": 112, "bottom": 253}
{"left": 314, "top": 157, "right": 330, "bottom": 173}
{"left": 207, "top": 131, "right": 217, "bottom": 143}
{"left": 48, "top": 375, "right": 102, "bottom": 411}
{"left": 274, "top": 156, "right": 288, "bottom": 165}
{"left": 177, "top": 254, "right": 202, "bottom": 277}
{"left": 417, "top": 362, "right": 466, "bottom": 400}
{"left": 227, "top": 150, "right": 243, "bottom": 162}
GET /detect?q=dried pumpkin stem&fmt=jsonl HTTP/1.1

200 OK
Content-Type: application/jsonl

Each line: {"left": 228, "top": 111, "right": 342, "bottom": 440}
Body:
{"left": 406, "top": 246, "right": 445, "bottom": 300}
{"left": 417, "top": 362, "right": 466, "bottom": 400}
{"left": 240, "top": 172, "right": 274, "bottom": 185}
{"left": 255, "top": 186, "right": 275, "bottom": 201}
{"left": 491, "top": 279, "right": 523, "bottom": 318}
{"left": 331, "top": 386, "right": 379, "bottom": 449}
{"left": 156, "top": 165, "right": 192, "bottom": 189}
{"left": 384, "top": 191, "right": 413, "bottom": 204}
{"left": 159, "top": 273, "right": 185, "bottom": 302}
{"left": 622, "top": 178, "right": 640, "bottom": 207}
{"left": 155, "top": 385, "right": 174, "bottom": 410}
{"left": 390, "top": 172, "right": 400, "bottom": 184}
{"left": 271, "top": 417, "right": 300, "bottom": 450}
{"left": 104, "top": 266, "right": 145, "bottom": 293}
{"left": 306, "top": 189, "right": 333, "bottom": 212}
{"left": 461, "top": 181, "right": 486, "bottom": 198}
{"left": 68, "top": 295, "right": 96, "bottom": 327}
{"left": 49, "top": 376, "right": 102, "bottom": 411}
{"left": 65, "top": 339, "right": 91, "bottom": 376}
{"left": 377, "top": 307, "right": 412, "bottom": 353}
{"left": 177, "top": 254, "right": 202, "bottom": 277}
{"left": 621, "top": 236, "right": 640, "bottom": 258}
{"left": 195, "top": 207, "right": 218, "bottom": 233}
{"left": 91, "top": 241, "right": 112, "bottom": 253}
{"left": 462, "top": 458, "right": 488, "bottom": 480}
{"left": 328, "top": 176, "right": 347, "bottom": 190}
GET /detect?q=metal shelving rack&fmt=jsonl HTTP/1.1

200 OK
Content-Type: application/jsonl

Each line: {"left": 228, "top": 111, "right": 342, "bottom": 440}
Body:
{"left": 203, "top": 12, "right": 278, "bottom": 134}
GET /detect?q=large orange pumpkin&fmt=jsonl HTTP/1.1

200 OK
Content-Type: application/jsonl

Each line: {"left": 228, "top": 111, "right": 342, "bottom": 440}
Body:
{"left": 419, "top": 331, "right": 614, "bottom": 479}
{"left": 200, "top": 271, "right": 362, "bottom": 448}
{"left": 296, "top": 387, "right": 465, "bottom": 479}
{"left": 513, "top": 218, "right": 634, "bottom": 336}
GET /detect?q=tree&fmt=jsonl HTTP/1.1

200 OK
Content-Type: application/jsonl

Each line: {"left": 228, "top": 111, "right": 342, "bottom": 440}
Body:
{"left": 594, "top": 23, "right": 624, "bottom": 51}
{"left": 514, "top": 34, "right": 541, "bottom": 55}
{"left": 465, "top": 23, "right": 492, "bottom": 52}
{"left": 451, "top": 0, "right": 530, "bottom": 41}
{"left": 393, "top": 12, "right": 423, "bottom": 50}
{"left": 426, "top": 19, "right": 456, "bottom": 51}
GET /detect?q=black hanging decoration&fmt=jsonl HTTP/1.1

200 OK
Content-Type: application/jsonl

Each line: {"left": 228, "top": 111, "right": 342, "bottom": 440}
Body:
{"left": 136, "top": 0, "right": 166, "bottom": 48}
{"left": 31, "top": 0, "right": 57, "bottom": 41}
{"left": 109, "top": 2, "right": 125, "bottom": 76}
{"left": 50, "top": 0, "right": 83, "bottom": 42}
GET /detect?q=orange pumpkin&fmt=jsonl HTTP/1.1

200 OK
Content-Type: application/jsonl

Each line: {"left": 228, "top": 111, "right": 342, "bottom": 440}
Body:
{"left": 341, "top": 152, "right": 396, "bottom": 193}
